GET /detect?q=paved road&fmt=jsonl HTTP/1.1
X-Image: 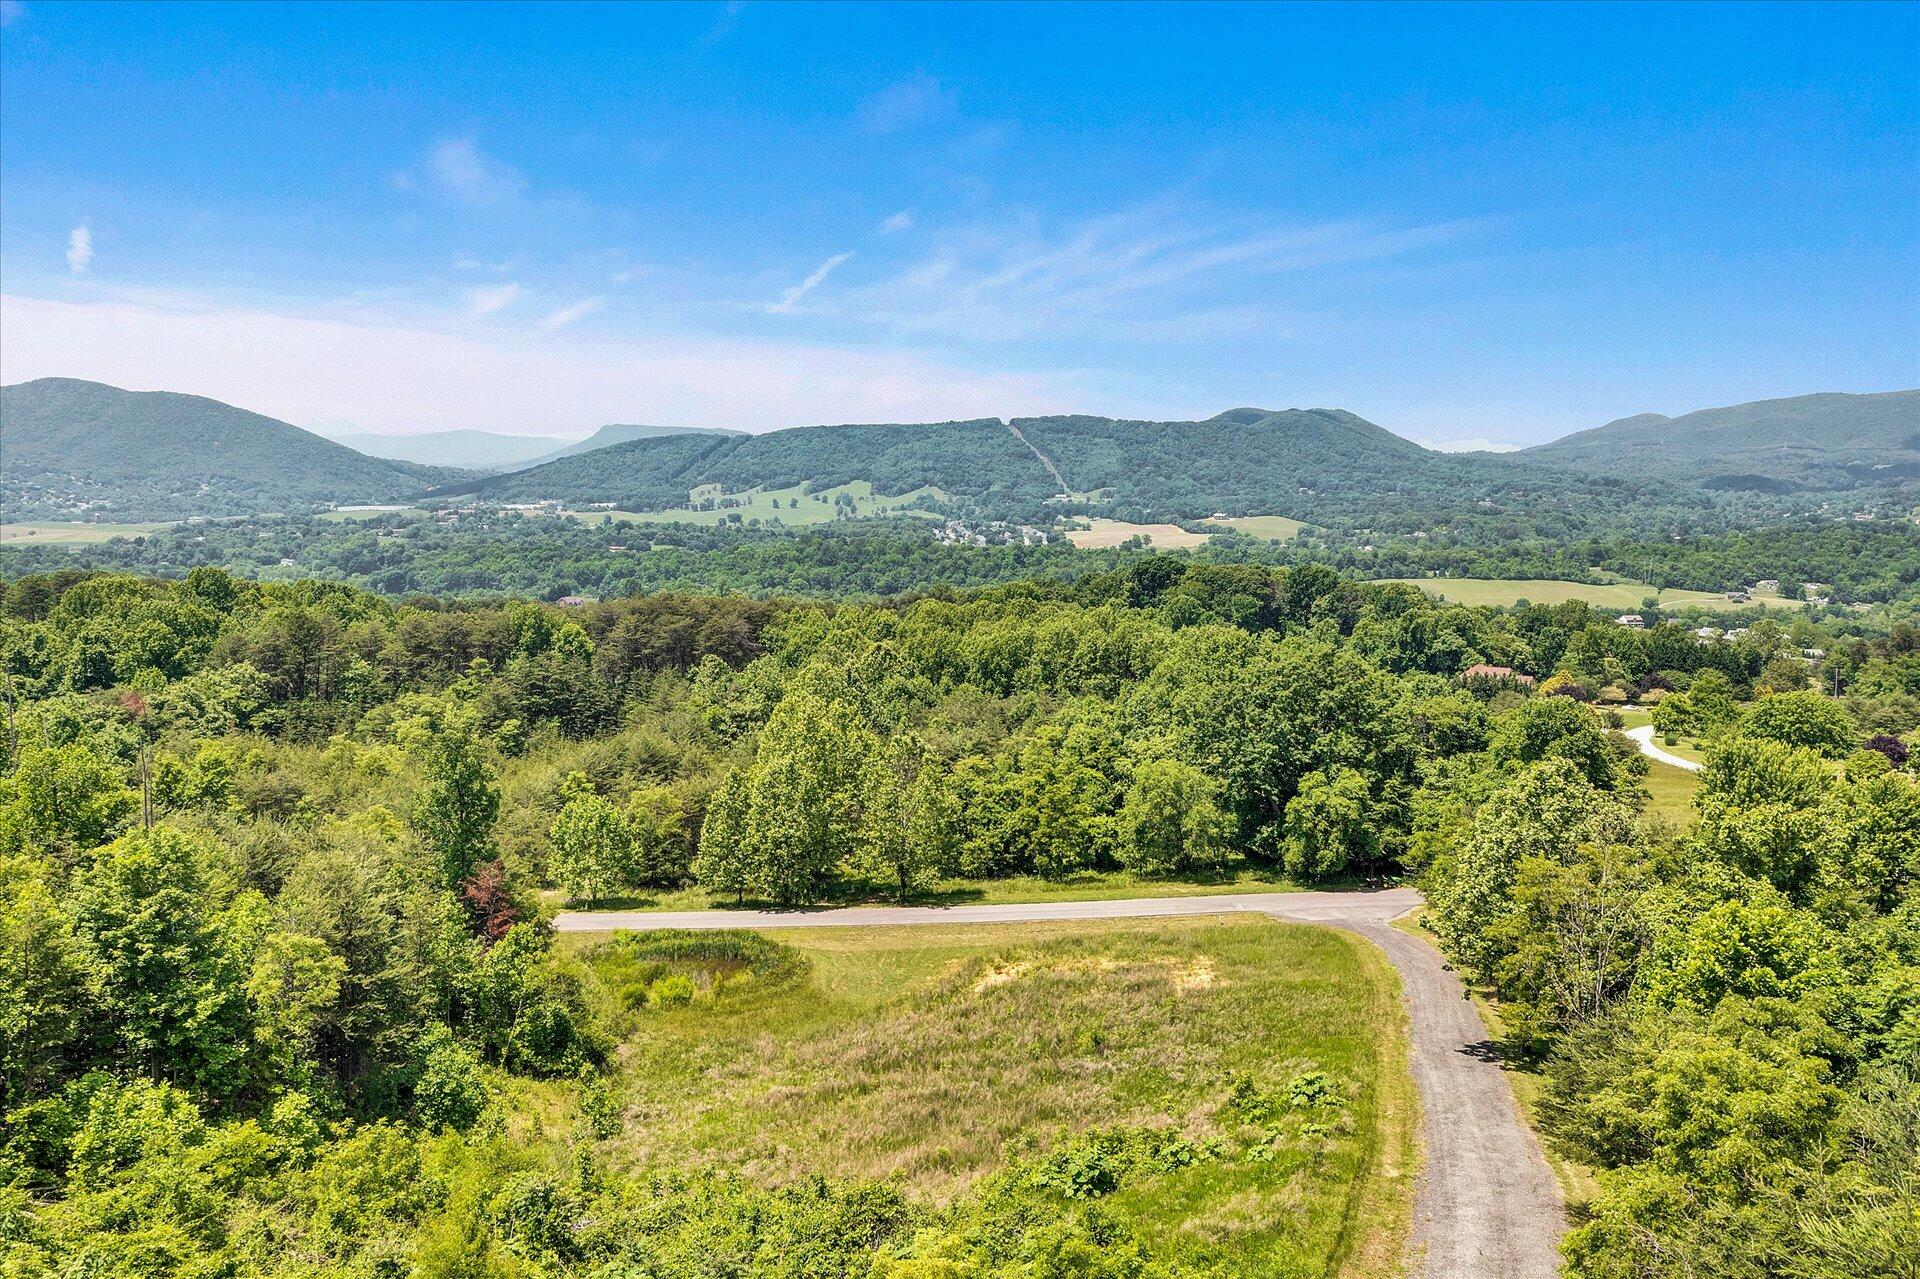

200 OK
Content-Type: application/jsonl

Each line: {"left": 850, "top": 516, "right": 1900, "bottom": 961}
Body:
{"left": 1625, "top": 723, "right": 1702, "bottom": 772}
{"left": 556, "top": 888, "right": 1567, "bottom": 1277}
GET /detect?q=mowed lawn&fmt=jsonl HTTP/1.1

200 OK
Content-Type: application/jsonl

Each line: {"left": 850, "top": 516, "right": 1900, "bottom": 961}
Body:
{"left": 1378, "top": 576, "right": 1797, "bottom": 611}
{"left": 566, "top": 916, "right": 1414, "bottom": 1278}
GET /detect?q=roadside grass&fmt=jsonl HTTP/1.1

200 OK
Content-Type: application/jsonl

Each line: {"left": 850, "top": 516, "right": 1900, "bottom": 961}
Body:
{"left": 1390, "top": 908, "right": 1600, "bottom": 1214}
{"left": 1377, "top": 576, "right": 1796, "bottom": 611}
{"left": 562, "top": 915, "right": 1415, "bottom": 1277}
{"left": 544, "top": 861, "right": 1327, "bottom": 912}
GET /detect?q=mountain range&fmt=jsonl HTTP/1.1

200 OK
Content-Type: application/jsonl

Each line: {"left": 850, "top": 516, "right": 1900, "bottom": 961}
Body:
{"left": 0, "top": 378, "right": 458, "bottom": 521}
{"left": 3, "top": 377, "right": 1913, "bottom": 527}
{"left": 332, "top": 422, "right": 742, "bottom": 472}
{"left": 1521, "top": 390, "right": 1920, "bottom": 493}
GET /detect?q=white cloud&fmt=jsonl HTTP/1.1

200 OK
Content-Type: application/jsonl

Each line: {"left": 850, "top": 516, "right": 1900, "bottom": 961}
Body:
{"left": 859, "top": 73, "right": 955, "bottom": 134}
{"left": 879, "top": 210, "right": 915, "bottom": 235}
{"left": 768, "top": 251, "right": 854, "bottom": 314}
{"left": 66, "top": 225, "right": 93, "bottom": 274}
{"left": 0, "top": 290, "right": 1077, "bottom": 433}
{"left": 417, "top": 138, "right": 526, "bottom": 205}
{"left": 463, "top": 283, "right": 522, "bottom": 316}
{"left": 537, "top": 297, "right": 606, "bottom": 331}
{"left": 835, "top": 205, "right": 1478, "bottom": 341}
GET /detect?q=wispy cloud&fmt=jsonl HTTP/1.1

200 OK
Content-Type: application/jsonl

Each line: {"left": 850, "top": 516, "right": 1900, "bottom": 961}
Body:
{"left": 463, "top": 283, "right": 522, "bottom": 316}
{"left": 834, "top": 205, "right": 1479, "bottom": 341}
{"left": 767, "top": 251, "right": 854, "bottom": 314}
{"left": 66, "top": 225, "right": 92, "bottom": 274}
{"left": 401, "top": 138, "right": 527, "bottom": 206}
{"left": 879, "top": 209, "right": 915, "bottom": 235}
{"left": 0, "top": 2, "right": 24, "bottom": 29}
{"left": 538, "top": 296, "right": 605, "bottom": 331}
{"left": 703, "top": 0, "right": 745, "bottom": 44}
{"left": 859, "top": 73, "right": 955, "bottom": 134}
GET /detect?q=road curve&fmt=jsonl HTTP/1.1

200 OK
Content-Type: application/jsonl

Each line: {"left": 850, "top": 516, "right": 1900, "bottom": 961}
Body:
{"left": 555, "top": 888, "right": 1566, "bottom": 1278}
{"left": 1625, "top": 723, "right": 1702, "bottom": 772}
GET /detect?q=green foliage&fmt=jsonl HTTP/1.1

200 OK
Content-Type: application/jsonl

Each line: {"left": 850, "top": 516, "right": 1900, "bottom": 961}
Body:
{"left": 1736, "top": 689, "right": 1857, "bottom": 756}
{"left": 415, "top": 725, "right": 501, "bottom": 892}
{"left": 1116, "top": 758, "right": 1231, "bottom": 876}
{"left": 549, "top": 792, "right": 634, "bottom": 903}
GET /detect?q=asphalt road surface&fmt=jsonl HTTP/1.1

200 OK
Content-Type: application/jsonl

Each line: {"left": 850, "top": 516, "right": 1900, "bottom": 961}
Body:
{"left": 556, "top": 887, "right": 1567, "bottom": 1277}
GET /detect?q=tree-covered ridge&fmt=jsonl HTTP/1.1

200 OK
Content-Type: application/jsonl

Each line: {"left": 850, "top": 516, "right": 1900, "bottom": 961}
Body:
{"left": 0, "top": 378, "right": 461, "bottom": 522}
{"left": 1523, "top": 389, "right": 1920, "bottom": 493}
{"left": 1, "top": 560, "right": 1916, "bottom": 1275}
{"left": 440, "top": 417, "right": 1051, "bottom": 511}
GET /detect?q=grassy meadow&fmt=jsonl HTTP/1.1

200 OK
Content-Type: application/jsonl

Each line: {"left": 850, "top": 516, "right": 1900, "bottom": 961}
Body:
{"left": 563, "top": 480, "right": 949, "bottom": 528}
{"left": 1379, "top": 576, "right": 1796, "bottom": 610}
{"left": 1064, "top": 517, "right": 1216, "bottom": 549}
{"left": 558, "top": 915, "right": 1415, "bottom": 1277}
{"left": 0, "top": 520, "right": 173, "bottom": 543}
{"left": 1204, "top": 514, "right": 1308, "bottom": 541}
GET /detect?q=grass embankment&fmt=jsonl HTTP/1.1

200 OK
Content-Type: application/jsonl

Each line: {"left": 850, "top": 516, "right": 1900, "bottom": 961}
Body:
{"left": 1379, "top": 576, "right": 1795, "bottom": 611}
{"left": 548, "top": 863, "right": 1317, "bottom": 913}
{"left": 559, "top": 915, "right": 1414, "bottom": 1277}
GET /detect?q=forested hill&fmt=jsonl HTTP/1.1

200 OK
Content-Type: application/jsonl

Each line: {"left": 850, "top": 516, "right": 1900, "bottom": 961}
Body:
{"left": 519, "top": 421, "right": 745, "bottom": 468}
{"left": 1, "top": 378, "right": 459, "bottom": 521}
{"left": 1519, "top": 389, "right": 1920, "bottom": 493}
{"left": 437, "top": 417, "right": 1051, "bottom": 510}
{"left": 438, "top": 406, "right": 1677, "bottom": 532}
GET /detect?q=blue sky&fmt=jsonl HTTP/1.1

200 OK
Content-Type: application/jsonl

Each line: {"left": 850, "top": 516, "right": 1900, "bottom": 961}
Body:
{"left": 2, "top": 1, "right": 1915, "bottom": 444}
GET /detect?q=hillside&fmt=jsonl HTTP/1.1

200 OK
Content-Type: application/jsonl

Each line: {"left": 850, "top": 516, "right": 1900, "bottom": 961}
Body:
{"left": 520, "top": 422, "right": 745, "bottom": 468}
{"left": 1520, "top": 389, "right": 1920, "bottom": 492}
{"left": 335, "top": 428, "right": 571, "bottom": 471}
{"left": 0, "top": 378, "right": 455, "bottom": 520}
{"left": 441, "top": 406, "right": 1677, "bottom": 534}
{"left": 438, "top": 418, "right": 1052, "bottom": 511}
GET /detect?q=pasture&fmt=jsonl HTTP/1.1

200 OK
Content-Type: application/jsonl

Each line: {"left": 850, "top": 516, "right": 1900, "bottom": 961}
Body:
{"left": 1378, "top": 576, "right": 1797, "bottom": 610}
{"left": 563, "top": 479, "right": 947, "bottom": 528}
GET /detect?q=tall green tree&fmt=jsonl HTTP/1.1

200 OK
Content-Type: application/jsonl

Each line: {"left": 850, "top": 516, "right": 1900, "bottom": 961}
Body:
{"left": 549, "top": 794, "right": 634, "bottom": 903}
{"left": 414, "top": 726, "right": 501, "bottom": 891}
{"left": 1117, "top": 758, "right": 1231, "bottom": 876}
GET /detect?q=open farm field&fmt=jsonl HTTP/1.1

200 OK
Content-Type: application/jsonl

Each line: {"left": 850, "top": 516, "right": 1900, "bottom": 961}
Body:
{"left": 1204, "top": 514, "right": 1308, "bottom": 541}
{"left": 0, "top": 520, "right": 173, "bottom": 543}
{"left": 1378, "top": 576, "right": 1797, "bottom": 610}
{"left": 1065, "top": 517, "right": 1215, "bottom": 549}
{"left": 564, "top": 480, "right": 948, "bottom": 529}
